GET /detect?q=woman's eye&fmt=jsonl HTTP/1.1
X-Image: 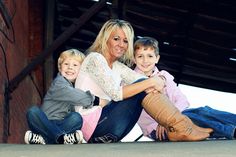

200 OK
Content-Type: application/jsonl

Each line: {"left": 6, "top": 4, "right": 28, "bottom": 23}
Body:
{"left": 114, "top": 37, "right": 119, "bottom": 41}
{"left": 123, "top": 40, "right": 128, "bottom": 43}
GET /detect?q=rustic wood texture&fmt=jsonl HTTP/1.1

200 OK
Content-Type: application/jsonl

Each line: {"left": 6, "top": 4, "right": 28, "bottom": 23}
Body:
{"left": 54, "top": 0, "right": 236, "bottom": 93}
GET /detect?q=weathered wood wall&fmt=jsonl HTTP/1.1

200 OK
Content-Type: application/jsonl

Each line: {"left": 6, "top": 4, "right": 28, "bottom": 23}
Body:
{"left": 0, "top": 0, "right": 44, "bottom": 143}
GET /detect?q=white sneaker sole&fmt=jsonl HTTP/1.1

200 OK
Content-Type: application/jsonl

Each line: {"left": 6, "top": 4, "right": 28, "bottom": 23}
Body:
{"left": 24, "top": 130, "right": 32, "bottom": 144}
{"left": 76, "top": 130, "right": 84, "bottom": 144}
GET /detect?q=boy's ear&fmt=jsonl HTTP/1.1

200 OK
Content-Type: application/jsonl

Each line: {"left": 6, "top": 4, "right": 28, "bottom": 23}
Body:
{"left": 155, "top": 55, "right": 160, "bottom": 64}
{"left": 133, "top": 57, "right": 137, "bottom": 64}
{"left": 58, "top": 66, "right": 61, "bottom": 72}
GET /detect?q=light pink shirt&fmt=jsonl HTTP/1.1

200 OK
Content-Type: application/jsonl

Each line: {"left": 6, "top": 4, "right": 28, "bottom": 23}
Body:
{"left": 76, "top": 105, "right": 102, "bottom": 142}
{"left": 135, "top": 66, "right": 190, "bottom": 137}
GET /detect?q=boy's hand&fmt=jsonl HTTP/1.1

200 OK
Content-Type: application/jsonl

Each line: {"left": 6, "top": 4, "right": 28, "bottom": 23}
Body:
{"left": 156, "top": 125, "right": 167, "bottom": 141}
{"left": 99, "top": 98, "right": 109, "bottom": 107}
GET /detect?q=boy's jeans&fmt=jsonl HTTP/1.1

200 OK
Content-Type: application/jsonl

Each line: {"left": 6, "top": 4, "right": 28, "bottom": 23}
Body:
{"left": 183, "top": 106, "right": 236, "bottom": 139}
{"left": 151, "top": 106, "right": 236, "bottom": 141}
{"left": 26, "top": 106, "right": 83, "bottom": 144}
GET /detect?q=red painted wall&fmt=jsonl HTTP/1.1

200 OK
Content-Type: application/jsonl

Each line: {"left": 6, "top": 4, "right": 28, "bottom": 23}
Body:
{"left": 0, "top": 0, "right": 44, "bottom": 143}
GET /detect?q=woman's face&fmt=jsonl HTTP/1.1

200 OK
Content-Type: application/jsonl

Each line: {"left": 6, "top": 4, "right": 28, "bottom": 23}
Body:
{"left": 106, "top": 28, "right": 128, "bottom": 61}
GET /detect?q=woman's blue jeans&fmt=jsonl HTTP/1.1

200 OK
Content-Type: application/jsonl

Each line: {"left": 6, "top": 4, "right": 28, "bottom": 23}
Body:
{"left": 183, "top": 106, "right": 236, "bottom": 139}
{"left": 26, "top": 106, "right": 83, "bottom": 144}
{"left": 89, "top": 79, "right": 146, "bottom": 143}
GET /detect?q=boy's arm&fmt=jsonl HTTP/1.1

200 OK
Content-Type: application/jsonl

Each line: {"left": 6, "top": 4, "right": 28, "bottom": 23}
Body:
{"left": 47, "top": 77, "right": 97, "bottom": 107}
{"left": 92, "top": 96, "right": 109, "bottom": 107}
{"left": 98, "top": 98, "right": 109, "bottom": 107}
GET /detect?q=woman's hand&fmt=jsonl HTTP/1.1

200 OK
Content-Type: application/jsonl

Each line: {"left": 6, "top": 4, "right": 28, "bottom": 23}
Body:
{"left": 153, "top": 75, "right": 166, "bottom": 92}
{"left": 146, "top": 76, "right": 165, "bottom": 93}
{"left": 156, "top": 125, "right": 168, "bottom": 141}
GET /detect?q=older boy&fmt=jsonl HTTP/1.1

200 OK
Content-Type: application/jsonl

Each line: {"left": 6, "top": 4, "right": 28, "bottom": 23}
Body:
{"left": 134, "top": 37, "right": 236, "bottom": 141}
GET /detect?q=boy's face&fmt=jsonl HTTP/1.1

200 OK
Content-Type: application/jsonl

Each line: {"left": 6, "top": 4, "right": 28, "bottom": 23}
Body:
{"left": 134, "top": 47, "right": 160, "bottom": 76}
{"left": 59, "top": 57, "right": 81, "bottom": 83}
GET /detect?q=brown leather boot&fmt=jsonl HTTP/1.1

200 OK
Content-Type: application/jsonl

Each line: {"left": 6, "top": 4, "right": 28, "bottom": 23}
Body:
{"left": 193, "top": 125, "right": 213, "bottom": 134}
{"left": 142, "top": 92, "right": 211, "bottom": 141}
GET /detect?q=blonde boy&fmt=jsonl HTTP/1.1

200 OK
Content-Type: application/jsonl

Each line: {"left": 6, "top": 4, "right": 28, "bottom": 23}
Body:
{"left": 25, "top": 49, "right": 100, "bottom": 144}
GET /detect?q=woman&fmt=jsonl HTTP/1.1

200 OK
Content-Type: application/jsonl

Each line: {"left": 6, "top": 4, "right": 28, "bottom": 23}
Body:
{"left": 75, "top": 19, "right": 211, "bottom": 143}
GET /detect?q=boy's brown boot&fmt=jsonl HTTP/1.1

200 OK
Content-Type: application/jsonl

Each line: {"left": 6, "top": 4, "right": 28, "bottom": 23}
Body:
{"left": 142, "top": 92, "right": 211, "bottom": 141}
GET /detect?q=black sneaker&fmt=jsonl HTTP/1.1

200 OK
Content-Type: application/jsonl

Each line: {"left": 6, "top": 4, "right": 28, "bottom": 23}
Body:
{"left": 24, "top": 130, "right": 46, "bottom": 144}
{"left": 64, "top": 130, "right": 83, "bottom": 144}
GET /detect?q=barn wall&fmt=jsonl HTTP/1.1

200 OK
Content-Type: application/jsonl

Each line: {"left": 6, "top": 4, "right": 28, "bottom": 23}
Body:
{"left": 0, "top": 0, "right": 44, "bottom": 143}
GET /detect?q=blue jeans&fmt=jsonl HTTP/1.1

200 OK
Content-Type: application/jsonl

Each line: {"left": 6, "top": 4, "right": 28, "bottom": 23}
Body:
{"left": 26, "top": 106, "right": 83, "bottom": 144}
{"left": 89, "top": 79, "right": 146, "bottom": 143}
{"left": 183, "top": 106, "right": 236, "bottom": 139}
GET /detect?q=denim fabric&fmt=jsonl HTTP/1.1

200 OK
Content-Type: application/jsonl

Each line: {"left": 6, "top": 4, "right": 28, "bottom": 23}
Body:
{"left": 89, "top": 79, "right": 146, "bottom": 143}
{"left": 183, "top": 106, "right": 236, "bottom": 139}
{"left": 26, "top": 106, "right": 83, "bottom": 144}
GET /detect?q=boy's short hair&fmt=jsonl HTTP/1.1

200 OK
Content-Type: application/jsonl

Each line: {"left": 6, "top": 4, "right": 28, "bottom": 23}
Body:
{"left": 134, "top": 37, "right": 159, "bottom": 56}
{"left": 58, "top": 49, "right": 85, "bottom": 69}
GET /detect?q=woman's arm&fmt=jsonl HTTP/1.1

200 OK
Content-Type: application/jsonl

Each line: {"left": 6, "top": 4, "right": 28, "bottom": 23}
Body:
{"left": 81, "top": 53, "right": 165, "bottom": 101}
{"left": 122, "top": 76, "right": 165, "bottom": 99}
{"left": 115, "top": 61, "right": 165, "bottom": 99}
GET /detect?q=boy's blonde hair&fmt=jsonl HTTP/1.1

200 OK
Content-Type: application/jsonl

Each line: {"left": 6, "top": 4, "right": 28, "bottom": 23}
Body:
{"left": 87, "top": 19, "right": 135, "bottom": 67}
{"left": 58, "top": 49, "right": 85, "bottom": 69}
{"left": 134, "top": 37, "right": 159, "bottom": 56}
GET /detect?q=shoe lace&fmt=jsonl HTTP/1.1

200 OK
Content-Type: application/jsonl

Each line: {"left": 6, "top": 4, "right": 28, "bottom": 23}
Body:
{"left": 31, "top": 134, "right": 45, "bottom": 144}
{"left": 64, "top": 133, "right": 77, "bottom": 144}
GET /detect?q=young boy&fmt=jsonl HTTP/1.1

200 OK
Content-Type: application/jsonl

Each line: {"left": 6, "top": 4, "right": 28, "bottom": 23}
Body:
{"left": 24, "top": 49, "right": 100, "bottom": 144}
{"left": 134, "top": 37, "right": 236, "bottom": 141}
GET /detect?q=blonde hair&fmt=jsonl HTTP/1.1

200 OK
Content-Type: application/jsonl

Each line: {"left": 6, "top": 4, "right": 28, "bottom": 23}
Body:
{"left": 134, "top": 37, "right": 159, "bottom": 56}
{"left": 87, "top": 19, "right": 134, "bottom": 66}
{"left": 58, "top": 49, "right": 85, "bottom": 69}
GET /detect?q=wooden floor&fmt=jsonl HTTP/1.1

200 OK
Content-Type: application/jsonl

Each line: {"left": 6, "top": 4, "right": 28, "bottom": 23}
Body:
{"left": 0, "top": 140, "right": 235, "bottom": 157}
